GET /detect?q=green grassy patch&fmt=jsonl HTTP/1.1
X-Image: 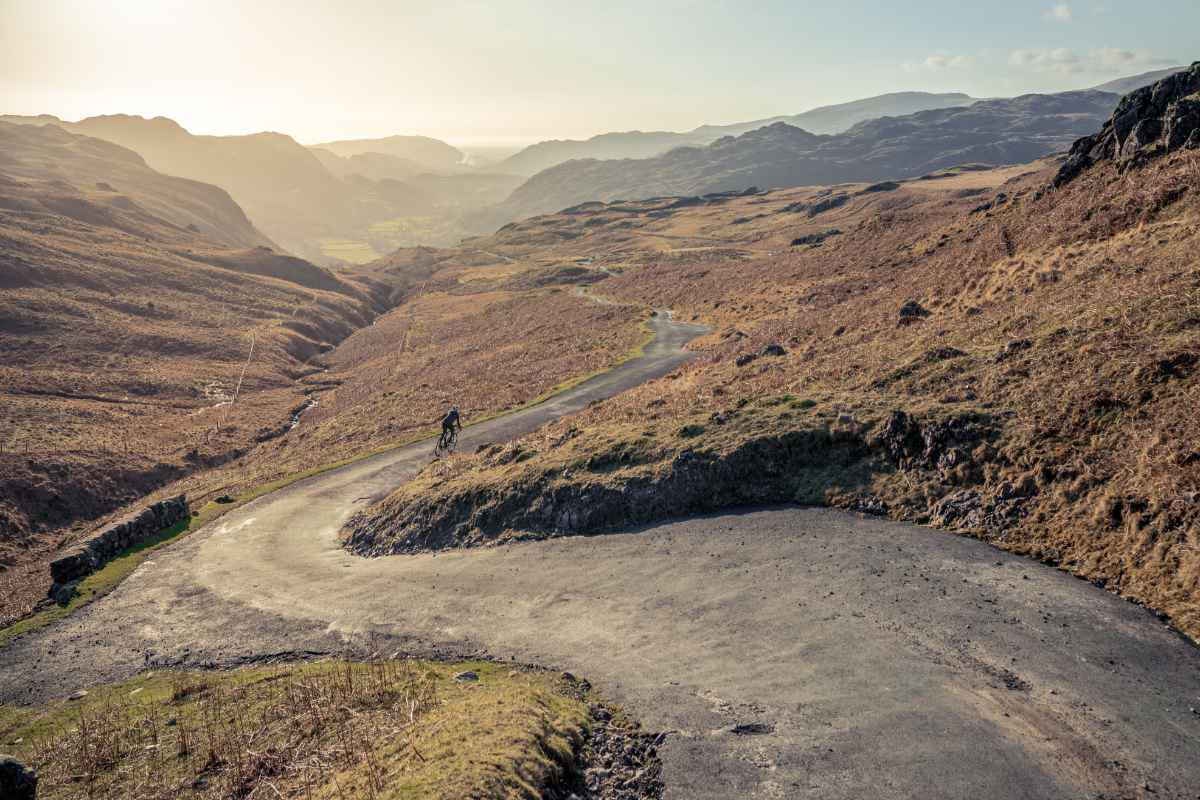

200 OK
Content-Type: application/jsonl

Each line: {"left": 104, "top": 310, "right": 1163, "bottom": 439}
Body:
{"left": 317, "top": 237, "right": 380, "bottom": 265}
{"left": 0, "top": 659, "right": 591, "bottom": 799}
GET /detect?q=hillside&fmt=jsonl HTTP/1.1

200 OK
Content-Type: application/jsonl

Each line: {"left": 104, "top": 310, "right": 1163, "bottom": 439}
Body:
{"left": 310, "top": 133, "right": 465, "bottom": 171}
{"left": 0, "top": 119, "right": 649, "bottom": 627}
{"left": 346, "top": 65, "right": 1200, "bottom": 641}
{"left": 499, "top": 91, "right": 978, "bottom": 176}
{"left": 1090, "top": 65, "right": 1189, "bottom": 95}
{"left": 0, "top": 121, "right": 270, "bottom": 249}
{"left": 692, "top": 90, "right": 978, "bottom": 139}
{"left": 0, "top": 115, "right": 497, "bottom": 262}
{"left": 0, "top": 121, "right": 394, "bottom": 622}
{"left": 491, "top": 90, "right": 1118, "bottom": 222}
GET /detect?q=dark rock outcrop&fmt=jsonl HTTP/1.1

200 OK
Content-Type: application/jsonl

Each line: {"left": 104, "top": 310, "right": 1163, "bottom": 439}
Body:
{"left": 0, "top": 755, "right": 37, "bottom": 800}
{"left": 49, "top": 495, "right": 188, "bottom": 589}
{"left": 344, "top": 411, "right": 1001, "bottom": 556}
{"left": 1056, "top": 62, "right": 1200, "bottom": 186}
{"left": 898, "top": 300, "right": 930, "bottom": 325}
{"left": 791, "top": 229, "right": 841, "bottom": 247}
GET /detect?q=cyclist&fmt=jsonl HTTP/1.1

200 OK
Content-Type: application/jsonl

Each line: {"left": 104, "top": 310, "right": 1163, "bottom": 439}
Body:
{"left": 438, "top": 405, "right": 461, "bottom": 450}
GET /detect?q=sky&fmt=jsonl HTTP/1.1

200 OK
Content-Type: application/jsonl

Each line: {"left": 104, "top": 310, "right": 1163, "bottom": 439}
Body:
{"left": 0, "top": 0, "right": 1194, "bottom": 147}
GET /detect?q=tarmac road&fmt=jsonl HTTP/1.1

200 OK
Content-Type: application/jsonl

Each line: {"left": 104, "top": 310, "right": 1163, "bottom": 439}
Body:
{"left": 2, "top": 310, "right": 1198, "bottom": 799}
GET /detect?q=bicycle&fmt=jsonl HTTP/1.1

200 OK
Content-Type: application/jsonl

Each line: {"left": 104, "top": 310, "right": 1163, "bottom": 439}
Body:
{"left": 434, "top": 425, "right": 459, "bottom": 457}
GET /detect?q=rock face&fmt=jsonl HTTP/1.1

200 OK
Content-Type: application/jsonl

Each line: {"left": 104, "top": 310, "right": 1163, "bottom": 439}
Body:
{"left": 0, "top": 755, "right": 37, "bottom": 800}
{"left": 1056, "top": 62, "right": 1200, "bottom": 186}
{"left": 49, "top": 494, "right": 188, "bottom": 589}
{"left": 344, "top": 411, "right": 1001, "bottom": 556}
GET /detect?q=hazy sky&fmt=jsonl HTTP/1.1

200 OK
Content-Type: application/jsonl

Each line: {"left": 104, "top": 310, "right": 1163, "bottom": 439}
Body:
{"left": 1, "top": 0, "right": 1194, "bottom": 146}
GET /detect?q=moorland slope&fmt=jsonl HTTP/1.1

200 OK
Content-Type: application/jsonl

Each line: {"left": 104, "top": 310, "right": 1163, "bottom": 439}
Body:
{"left": 0, "top": 122, "right": 648, "bottom": 627}
{"left": 0, "top": 122, "right": 398, "bottom": 621}
{"left": 349, "top": 64, "right": 1200, "bottom": 640}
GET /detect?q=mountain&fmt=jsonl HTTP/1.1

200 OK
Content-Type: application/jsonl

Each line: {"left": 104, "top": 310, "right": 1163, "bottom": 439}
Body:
{"left": 0, "top": 114, "right": 502, "bottom": 261}
{"left": 1090, "top": 66, "right": 1190, "bottom": 96}
{"left": 310, "top": 135, "right": 465, "bottom": 172}
{"left": 0, "top": 113, "right": 355, "bottom": 257}
{"left": 499, "top": 92, "right": 978, "bottom": 176}
{"left": 491, "top": 91, "right": 1119, "bottom": 222}
{"left": 499, "top": 131, "right": 698, "bottom": 177}
{"left": 691, "top": 91, "right": 978, "bottom": 140}
{"left": 0, "top": 120, "right": 269, "bottom": 249}
{"left": 309, "top": 147, "right": 427, "bottom": 181}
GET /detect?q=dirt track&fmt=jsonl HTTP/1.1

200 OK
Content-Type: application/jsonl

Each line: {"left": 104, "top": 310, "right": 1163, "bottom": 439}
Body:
{"left": 2, "top": 311, "right": 1199, "bottom": 799}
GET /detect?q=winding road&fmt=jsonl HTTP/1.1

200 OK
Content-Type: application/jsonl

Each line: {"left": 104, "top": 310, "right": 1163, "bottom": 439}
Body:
{"left": 3, "top": 311, "right": 1199, "bottom": 798}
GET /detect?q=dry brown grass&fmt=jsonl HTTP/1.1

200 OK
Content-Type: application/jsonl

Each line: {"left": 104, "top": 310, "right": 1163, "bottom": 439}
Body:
{"left": 0, "top": 659, "right": 594, "bottom": 799}
{"left": 0, "top": 148, "right": 644, "bottom": 627}
{"left": 350, "top": 153, "right": 1200, "bottom": 640}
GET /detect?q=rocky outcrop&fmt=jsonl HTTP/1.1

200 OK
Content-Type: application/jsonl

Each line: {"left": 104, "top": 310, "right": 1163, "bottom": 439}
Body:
{"left": 49, "top": 495, "right": 188, "bottom": 596}
{"left": 0, "top": 755, "right": 37, "bottom": 800}
{"left": 1056, "top": 62, "right": 1200, "bottom": 186}
{"left": 344, "top": 411, "right": 1001, "bottom": 557}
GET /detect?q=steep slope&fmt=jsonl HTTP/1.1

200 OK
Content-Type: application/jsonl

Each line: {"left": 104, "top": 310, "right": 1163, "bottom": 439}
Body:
{"left": 0, "top": 121, "right": 270, "bottom": 249}
{"left": 311, "top": 134, "right": 465, "bottom": 172}
{"left": 493, "top": 91, "right": 1117, "bottom": 221}
{"left": 72, "top": 116, "right": 354, "bottom": 255}
{"left": 346, "top": 67, "right": 1200, "bottom": 640}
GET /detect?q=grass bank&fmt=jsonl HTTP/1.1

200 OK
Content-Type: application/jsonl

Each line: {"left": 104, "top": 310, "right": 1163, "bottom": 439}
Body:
{"left": 0, "top": 659, "right": 600, "bottom": 799}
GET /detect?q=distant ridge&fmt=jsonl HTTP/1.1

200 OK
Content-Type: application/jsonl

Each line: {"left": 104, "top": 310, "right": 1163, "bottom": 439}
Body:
{"left": 311, "top": 135, "right": 465, "bottom": 172}
{"left": 1089, "top": 66, "right": 1190, "bottom": 96}
{"left": 499, "top": 92, "right": 978, "bottom": 176}
{"left": 491, "top": 90, "right": 1119, "bottom": 222}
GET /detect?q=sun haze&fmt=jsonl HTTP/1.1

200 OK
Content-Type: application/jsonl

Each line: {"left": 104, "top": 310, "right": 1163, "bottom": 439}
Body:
{"left": 0, "top": 0, "right": 1193, "bottom": 144}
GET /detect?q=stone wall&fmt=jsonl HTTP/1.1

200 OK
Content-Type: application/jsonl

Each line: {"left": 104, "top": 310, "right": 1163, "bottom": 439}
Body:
{"left": 48, "top": 495, "right": 188, "bottom": 596}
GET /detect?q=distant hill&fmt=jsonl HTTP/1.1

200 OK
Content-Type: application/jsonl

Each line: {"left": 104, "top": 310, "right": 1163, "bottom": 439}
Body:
{"left": 309, "top": 148, "right": 427, "bottom": 182}
{"left": 1090, "top": 66, "right": 1189, "bottom": 96}
{"left": 499, "top": 131, "right": 699, "bottom": 177}
{"left": 491, "top": 91, "right": 1118, "bottom": 222}
{"left": 692, "top": 91, "right": 978, "bottom": 140}
{"left": 499, "top": 92, "right": 979, "bottom": 176}
{"left": 0, "top": 114, "right": 504, "bottom": 260}
{"left": 0, "top": 120, "right": 270, "bottom": 249}
{"left": 311, "top": 135, "right": 464, "bottom": 172}
{"left": 0, "top": 113, "right": 357, "bottom": 257}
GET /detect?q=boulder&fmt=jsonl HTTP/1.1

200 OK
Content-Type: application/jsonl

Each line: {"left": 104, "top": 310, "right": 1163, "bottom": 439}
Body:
{"left": 0, "top": 755, "right": 37, "bottom": 800}
{"left": 898, "top": 300, "right": 930, "bottom": 325}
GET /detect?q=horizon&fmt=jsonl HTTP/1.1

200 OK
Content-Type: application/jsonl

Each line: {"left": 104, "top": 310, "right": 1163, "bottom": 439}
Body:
{"left": 1, "top": 0, "right": 1195, "bottom": 148}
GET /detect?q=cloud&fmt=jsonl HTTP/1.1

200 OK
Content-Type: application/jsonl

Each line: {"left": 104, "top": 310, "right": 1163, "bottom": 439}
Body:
{"left": 1008, "top": 47, "right": 1174, "bottom": 75}
{"left": 1044, "top": 3, "right": 1073, "bottom": 22}
{"left": 903, "top": 53, "right": 975, "bottom": 73}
